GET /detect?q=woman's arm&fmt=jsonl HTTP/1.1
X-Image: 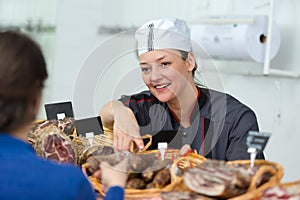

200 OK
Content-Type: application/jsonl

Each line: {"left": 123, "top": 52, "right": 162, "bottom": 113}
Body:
{"left": 99, "top": 100, "right": 144, "bottom": 151}
{"left": 99, "top": 100, "right": 122, "bottom": 130}
{"left": 227, "top": 110, "right": 265, "bottom": 161}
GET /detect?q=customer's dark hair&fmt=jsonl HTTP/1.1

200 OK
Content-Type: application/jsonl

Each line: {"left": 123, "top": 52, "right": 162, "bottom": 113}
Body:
{"left": 0, "top": 31, "right": 48, "bottom": 132}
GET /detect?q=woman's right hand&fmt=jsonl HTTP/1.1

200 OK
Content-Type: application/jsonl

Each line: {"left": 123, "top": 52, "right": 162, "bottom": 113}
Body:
{"left": 100, "top": 100, "right": 144, "bottom": 151}
{"left": 112, "top": 104, "right": 144, "bottom": 151}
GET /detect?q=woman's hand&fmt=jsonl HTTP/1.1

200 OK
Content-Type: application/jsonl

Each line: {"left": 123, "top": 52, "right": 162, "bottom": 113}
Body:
{"left": 113, "top": 105, "right": 144, "bottom": 151}
{"left": 100, "top": 100, "right": 144, "bottom": 151}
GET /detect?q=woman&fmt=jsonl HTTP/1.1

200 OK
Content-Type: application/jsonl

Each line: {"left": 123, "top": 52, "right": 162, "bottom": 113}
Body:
{"left": 100, "top": 18, "right": 264, "bottom": 161}
{"left": 0, "top": 31, "right": 96, "bottom": 200}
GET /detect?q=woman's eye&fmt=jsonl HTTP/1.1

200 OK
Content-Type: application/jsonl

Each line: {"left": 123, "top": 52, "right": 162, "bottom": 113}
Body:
{"left": 141, "top": 67, "right": 150, "bottom": 73}
{"left": 161, "top": 62, "right": 171, "bottom": 67}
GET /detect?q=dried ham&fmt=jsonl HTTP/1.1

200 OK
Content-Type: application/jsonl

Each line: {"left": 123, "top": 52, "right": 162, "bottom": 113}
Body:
{"left": 28, "top": 117, "right": 75, "bottom": 145}
{"left": 184, "top": 159, "right": 274, "bottom": 199}
{"left": 84, "top": 151, "right": 172, "bottom": 190}
{"left": 35, "top": 125, "right": 76, "bottom": 164}
{"left": 126, "top": 178, "right": 146, "bottom": 189}
{"left": 161, "top": 191, "right": 216, "bottom": 200}
{"left": 262, "top": 184, "right": 300, "bottom": 200}
{"left": 151, "top": 168, "right": 171, "bottom": 189}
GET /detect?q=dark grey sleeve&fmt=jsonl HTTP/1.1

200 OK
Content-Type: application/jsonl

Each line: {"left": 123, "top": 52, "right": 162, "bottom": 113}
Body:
{"left": 118, "top": 95, "right": 132, "bottom": 106}
{"left": 226, "top": 110, "right": 265, "bottom": 161}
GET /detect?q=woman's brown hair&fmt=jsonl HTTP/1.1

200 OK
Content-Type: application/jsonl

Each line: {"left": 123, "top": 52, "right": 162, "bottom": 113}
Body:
{"left": 0, "top": 31, "right": 48, "bottom": 132}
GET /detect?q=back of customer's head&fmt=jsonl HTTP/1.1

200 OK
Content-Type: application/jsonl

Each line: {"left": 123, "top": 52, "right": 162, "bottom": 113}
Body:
{"left": 0, "top": 31, "right": 48, "bottom": 133}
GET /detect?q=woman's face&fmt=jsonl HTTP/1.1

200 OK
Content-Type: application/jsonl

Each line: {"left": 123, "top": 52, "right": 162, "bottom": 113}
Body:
{"left": 139, "top": 49, "right": 195, "bottom": 102}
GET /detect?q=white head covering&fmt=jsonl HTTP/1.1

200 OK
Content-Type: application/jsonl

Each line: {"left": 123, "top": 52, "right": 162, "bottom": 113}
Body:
{"left": 135, "top": 18, "right": 191, "bottom": 56}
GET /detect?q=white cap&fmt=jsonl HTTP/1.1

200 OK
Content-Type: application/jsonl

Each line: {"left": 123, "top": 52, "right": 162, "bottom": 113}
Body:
{"left": 135, "top": 18, "right": 191, "bottom": 56}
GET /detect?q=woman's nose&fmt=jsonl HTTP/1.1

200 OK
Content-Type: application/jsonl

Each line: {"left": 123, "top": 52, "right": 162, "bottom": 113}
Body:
{"left": 150, "top": 67, "right": 162, "bottom": 82}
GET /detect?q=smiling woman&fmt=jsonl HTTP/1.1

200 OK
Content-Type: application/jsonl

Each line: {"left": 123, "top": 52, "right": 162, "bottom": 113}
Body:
{"left": 99, "top": 17, "right": 264, "bottom": 162}
{"left": 139, "top": 49, "right": 196, "bottom": 104}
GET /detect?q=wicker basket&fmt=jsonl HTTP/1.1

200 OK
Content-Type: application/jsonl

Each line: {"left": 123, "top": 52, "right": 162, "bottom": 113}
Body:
{"left": 82, "top": 150, "right": 205, "bottom": 199}
{"left": 137, "top": 148, "right": 179, "bottom": 160}
{"left": 124, "top": 188, "right": 164, "bottom": 199}
{"left": 170, "top": 154, "right": 206, "bottom": 183}
{"left": 124, "top": 149, "right": 205, "bottom": 199}
{"left": 227, "top": 159, "right": 284, "bottom": 200}
{"left": 82, "top": 163, "right": 103, "bottom": 191}
{"left": 101, "top": 127, "right": 153, "bottom": 153}
{"left": 227, "top": 160, "right": 283, "bottom": 191}
{"left": 82, "top": 162, "right": 166, "bottom": 199}
{"left": 81, "top": 130, "right": 206, "bottom": 199}
{"left": 34, "top": 119, "right": 47, "bottom": 124}
{"left": 69, "top": 128, "right": 114, "bottom": 164}
{"left": 230, "top": 179, "right": 300, "bottom": 200}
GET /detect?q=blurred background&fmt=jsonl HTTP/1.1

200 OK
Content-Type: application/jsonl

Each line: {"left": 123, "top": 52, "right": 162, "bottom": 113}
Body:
{"left": 1, "top": 0, "right": 299, "bottom": 181}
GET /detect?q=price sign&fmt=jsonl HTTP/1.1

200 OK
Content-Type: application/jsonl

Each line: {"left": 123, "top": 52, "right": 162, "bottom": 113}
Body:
{"left": 246, "top": 131, "right": 271, "bottom": 152}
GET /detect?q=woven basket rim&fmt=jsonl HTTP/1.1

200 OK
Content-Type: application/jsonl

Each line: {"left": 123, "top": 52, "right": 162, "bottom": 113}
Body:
{"left": 227, "top": 159, "right": 284, "bottom": 200}
{"left": 82, "top": 151, "right": 205, "bottom": 198}
{"left": 170, "top": 153, "right": 206, "bottom": 183}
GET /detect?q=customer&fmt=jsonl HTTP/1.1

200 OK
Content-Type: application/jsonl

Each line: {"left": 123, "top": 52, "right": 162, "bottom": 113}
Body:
{"left": 0, "top": 31, "right": 96, "bottom": 200}
{"left": 99, "top": 18, "right": 264, "bottom": 161}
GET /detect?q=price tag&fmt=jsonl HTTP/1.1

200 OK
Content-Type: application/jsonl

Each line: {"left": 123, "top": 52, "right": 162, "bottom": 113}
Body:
{"left": 158, "top": 142, "right": 168, "bottom": 161}
{"left": 246, "top": 131, "right": 271, "bottom": 152}
{"left": 75, "top": 116, "right": 104, "bottom": 136}
{"left": 247, "top": 131, "right": 271, "bottom": 167}
{"left": 45, "top": 101, "right": 74, "bottom": 120}
{"left": 85, "top": 132, "right": 95, "bottom": 146}
{"left": 56, "top": 113, "right": 66, "bottom": 120}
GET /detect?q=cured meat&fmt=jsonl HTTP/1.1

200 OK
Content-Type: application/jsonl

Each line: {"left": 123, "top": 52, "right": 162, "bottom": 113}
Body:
{"left": 84, "top": 151, "right": 173, "bottom": 190}
{"left": 79, "top": 145, "right": 115, "bottom": 165}
{"left": 128, "top": 152, "right": 168, "bottom": 173}
{"left": 142, "top": 170, "right": 156, "bottom": 183}
{"left": 56, "top": 117, "right": 75, "bottom": 135}
{"left": 83, "top": 151, "right": 131, "bottom": 178}
{"left": 126, "top": 167, "right": 170, "bottom": 189}
{"left": 85, "top": 151, "right": 172, "bottom": 173}
{"left": 28, "top": 117, "right": 75, "bottom": 145}
{"left": 141, "top": 158, "right": 173, "bottom": 183}
{"left": 161, "top": 191, "right": 216, "bottom": 200}
{"left": 35, "top": 125, "right": 77, "bottom": 164}
{"left": 85, "top": 156, "right": 101, "bottom": 175}
{"left": 151, "top": 168, "right": 171, "bottom": 189}
{"left": 126, "top": 178, "right": 146, "bottom": 189}
{"left": 184, "top": 159, "right": 274, "bottom": 199}
{"left": 262, "top": 183, "right": 300, "bottom": 200}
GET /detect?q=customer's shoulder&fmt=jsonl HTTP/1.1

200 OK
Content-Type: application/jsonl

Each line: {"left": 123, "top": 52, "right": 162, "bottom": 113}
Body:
{"left": 39, "top": 158, "right": 84, "bottom": 177}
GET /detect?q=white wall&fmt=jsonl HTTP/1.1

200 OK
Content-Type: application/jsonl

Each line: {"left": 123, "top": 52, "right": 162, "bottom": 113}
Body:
{"left": 53, "top": 0, "right": 300, "bottom": 181}
{"left": 0, "top": 0, "right": 58, "bottom": 118}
